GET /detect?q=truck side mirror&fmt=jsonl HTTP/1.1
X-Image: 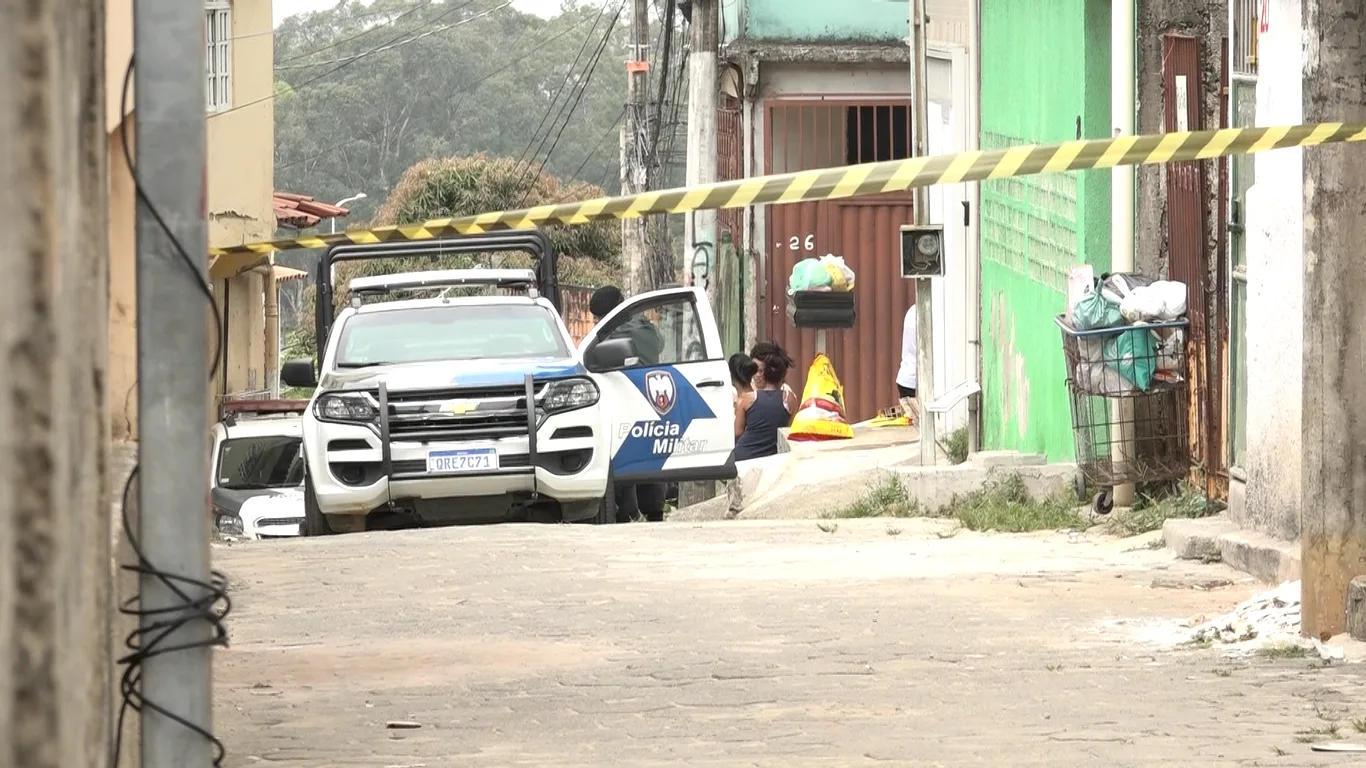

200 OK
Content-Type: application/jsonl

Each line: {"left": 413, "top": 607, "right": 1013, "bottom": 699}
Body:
{"left": 280, "top": 358, "right": 318, "bottom": 389}
{"left": 585, "top": 338, "right": 637, "bottom": 372}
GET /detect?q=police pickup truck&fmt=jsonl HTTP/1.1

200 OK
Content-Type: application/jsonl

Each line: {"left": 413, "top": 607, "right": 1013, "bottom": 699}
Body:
{"left": 279, "top": 231, "right": 737, "bottom": 535}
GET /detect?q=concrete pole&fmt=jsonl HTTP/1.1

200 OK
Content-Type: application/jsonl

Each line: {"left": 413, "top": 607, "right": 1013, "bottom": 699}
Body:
{"left": 134, "top": 0, "right": 214, "bottom": 761}
{"left": 685, "top": 0, "right": 719, "bottom": 306}
{"left": 621, "top": 0, "right": 650, "bottom": 294}
{"left": 1301, "top": 0, "right": 1366, "bottom": 640}
{"left": 1110, "top": 0, "right": 1137, "bottom": 507}
{"left": 677, "top": 0, "right": 720, "bottom": 508}
{"left": 911, "top": 0, "right": 937, "bottom": 466}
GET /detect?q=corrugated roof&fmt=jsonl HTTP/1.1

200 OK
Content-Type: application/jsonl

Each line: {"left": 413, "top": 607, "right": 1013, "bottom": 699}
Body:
{"left": 273, "top": 192, "right": 351, "bottom": 230}
{"left": 273, "top": 265, "right": 308, "bottom": 282}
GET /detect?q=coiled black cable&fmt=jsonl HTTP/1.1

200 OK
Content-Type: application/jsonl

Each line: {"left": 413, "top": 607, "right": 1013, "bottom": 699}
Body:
{"left": 108, "top": 57, "right": 233, "bottom": 768}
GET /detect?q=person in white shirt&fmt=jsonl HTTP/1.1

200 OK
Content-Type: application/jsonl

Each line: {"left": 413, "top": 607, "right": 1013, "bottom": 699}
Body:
{"left": 896, "top": 304, "right": 917, "bottom": 400}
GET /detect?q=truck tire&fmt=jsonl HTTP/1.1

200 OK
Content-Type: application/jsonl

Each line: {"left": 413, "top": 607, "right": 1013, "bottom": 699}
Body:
{"left": 302, "top": 473, "right": 336, "bottom": 536}
{"left": 591, "top": 482, "right": 616, "bottom": 525}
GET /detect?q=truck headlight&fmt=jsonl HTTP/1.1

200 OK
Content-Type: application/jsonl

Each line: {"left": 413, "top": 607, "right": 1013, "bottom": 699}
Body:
{"left": 213, "top": 507, "right": 243, "bottom": 537}
{"left": 315, "top": 391, "right": 380, "bottom": 423}
{"left": 540, "top": 377, "right": 599, "bottom": 414}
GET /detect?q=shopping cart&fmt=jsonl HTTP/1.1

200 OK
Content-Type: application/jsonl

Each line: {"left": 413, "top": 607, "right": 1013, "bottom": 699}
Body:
{"left": 1055, "top": 314, "right": 1191, "bottom": 514}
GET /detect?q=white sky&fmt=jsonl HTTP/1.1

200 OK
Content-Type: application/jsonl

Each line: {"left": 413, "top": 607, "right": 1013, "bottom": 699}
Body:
{"left": 273, "top": 0, "right": 564, "bottom": 25}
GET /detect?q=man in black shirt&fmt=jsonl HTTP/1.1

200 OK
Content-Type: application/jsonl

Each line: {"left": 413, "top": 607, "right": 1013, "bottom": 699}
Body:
{"left": 590, "top": 285, "right": 668, "bottom": 523}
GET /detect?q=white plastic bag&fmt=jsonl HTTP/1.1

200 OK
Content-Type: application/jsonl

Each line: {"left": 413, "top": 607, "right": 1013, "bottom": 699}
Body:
{"left": 1074, "top": 362, "right": 1138, "bottom": 396}
{"left": 1119, "top": 280, "right": 1187, "bottom": 323}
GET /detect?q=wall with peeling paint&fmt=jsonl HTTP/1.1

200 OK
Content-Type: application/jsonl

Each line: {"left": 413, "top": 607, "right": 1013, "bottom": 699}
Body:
{"left": 1227, "top": 0, "right": 1303, "bottom": 542}
{"left": 979, "top": 0, "right": 1113, "bottom": 460}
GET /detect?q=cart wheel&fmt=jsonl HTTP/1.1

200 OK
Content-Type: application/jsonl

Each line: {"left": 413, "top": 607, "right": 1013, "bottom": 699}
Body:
{"left": 1073, "top": 472, "right": 1087, "bottom": 501}
{"left": 1092, "top": 488, "right": 1114, "bottom": 516}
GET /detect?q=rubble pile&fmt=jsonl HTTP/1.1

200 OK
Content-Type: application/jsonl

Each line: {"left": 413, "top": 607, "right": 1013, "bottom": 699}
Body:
{"left": 1189, "top": 580, "right": 1302, "bottom": 649}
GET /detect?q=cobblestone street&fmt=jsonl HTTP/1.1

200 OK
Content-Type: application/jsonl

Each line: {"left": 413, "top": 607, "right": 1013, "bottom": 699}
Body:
{"left": 215, "top": 520, "right": 1366, "bottom": 767}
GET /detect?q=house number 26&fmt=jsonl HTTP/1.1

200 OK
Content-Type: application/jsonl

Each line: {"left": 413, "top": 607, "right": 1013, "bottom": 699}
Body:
{"left": 789, "top": 234, "right": 815, "bottom": 251}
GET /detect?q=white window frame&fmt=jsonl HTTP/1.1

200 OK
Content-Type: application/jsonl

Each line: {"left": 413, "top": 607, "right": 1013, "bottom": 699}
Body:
{"left": 205, "top": 0, "right": 232, "bottom": 113}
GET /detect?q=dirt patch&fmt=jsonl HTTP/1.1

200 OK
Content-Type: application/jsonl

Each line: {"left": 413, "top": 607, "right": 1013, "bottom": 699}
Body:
{"left": 218, "top": 637, "right": 603, "bottom": 689}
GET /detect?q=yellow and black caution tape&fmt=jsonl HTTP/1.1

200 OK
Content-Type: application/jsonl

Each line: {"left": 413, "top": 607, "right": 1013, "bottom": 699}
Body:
{"left": 212, "top": 121, "right": 1366, "bottom": 257}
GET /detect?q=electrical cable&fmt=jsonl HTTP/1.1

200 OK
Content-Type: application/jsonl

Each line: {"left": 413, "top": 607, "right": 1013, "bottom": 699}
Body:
{"left": 511, "top": 0, "right": 614, "bottom": 168}
{"left": 214, "top": 0, "right": 510, "bottom": 118}
{"left": 568, "top": 104, "right": 626, "bottom": 182}
{"left": 108, "top": 57, "right": 233, "bottom": 768}
{"left": 514, "top": 1, "right": 623, "bottom": 206}
{"left": 275, "top": 14, "right": 597, "bottom": 173}
{"left": 274, "top": 0, "right": 436, "bottom": 68}
{"left": 275, "top": 0, "right": 491, "bottom": 70}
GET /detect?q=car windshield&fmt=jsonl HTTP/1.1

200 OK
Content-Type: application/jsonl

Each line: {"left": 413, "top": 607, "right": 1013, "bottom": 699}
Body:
{"left": 335, "top": 303, "right": 569, "bottom": 367}
{"left": 216, "top": 435, "right": 303, "bottom": 490}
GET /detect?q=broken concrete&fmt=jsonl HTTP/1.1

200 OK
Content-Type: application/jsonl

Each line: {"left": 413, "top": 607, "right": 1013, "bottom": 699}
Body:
{"left": 1348, "top": 576, "right": 1366, "bottom": 642}
{"left": 1162, "top": 515, "right": 1301, "bottom": 584}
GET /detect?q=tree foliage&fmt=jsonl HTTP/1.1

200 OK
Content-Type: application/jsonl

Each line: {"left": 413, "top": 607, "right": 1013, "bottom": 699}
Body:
{"left": 273, "top": 0, "right": 629, "bottom": 225}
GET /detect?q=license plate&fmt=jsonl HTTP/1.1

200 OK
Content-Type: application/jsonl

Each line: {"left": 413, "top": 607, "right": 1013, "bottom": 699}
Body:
{"left": 426, "top": 449, "right": 499, "bottom": 474}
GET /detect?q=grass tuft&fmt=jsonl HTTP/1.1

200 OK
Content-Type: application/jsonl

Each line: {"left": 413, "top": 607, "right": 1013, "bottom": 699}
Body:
{"left": 1106, "top": 482, "right": 1222, "bottom": 537}
{"left": 939, "top": 472, "right": 1087, "bottom": 533}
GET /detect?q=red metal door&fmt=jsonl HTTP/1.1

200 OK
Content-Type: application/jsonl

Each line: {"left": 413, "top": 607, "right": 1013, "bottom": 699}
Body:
{"left": 764, "top": 100, "right": 917, "bottom": 424}
{"left": 1163, "top": 33, "right": 1223, "bottom": 496}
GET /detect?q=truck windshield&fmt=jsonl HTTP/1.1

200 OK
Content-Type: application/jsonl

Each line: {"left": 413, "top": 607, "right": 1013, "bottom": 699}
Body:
{"left": 216, "top": 436, "right": 303, "bottom": 490}
{"left": 335, "top": 304, "right": 569, "bottom": 367}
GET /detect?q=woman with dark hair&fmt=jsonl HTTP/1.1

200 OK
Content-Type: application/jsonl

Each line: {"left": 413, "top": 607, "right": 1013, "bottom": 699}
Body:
{"left": 733, "top": 343, "right": 797, "bottom": 461}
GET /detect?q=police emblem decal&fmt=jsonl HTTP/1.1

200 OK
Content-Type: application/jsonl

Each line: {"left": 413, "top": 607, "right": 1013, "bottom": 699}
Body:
{"left": 644, "top": 370, "right": 677, "bottom": 416}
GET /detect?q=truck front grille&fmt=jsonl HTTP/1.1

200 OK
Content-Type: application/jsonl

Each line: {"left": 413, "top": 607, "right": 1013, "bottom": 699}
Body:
{"left": 384, "top": 384, "right": 545, "bottom": 443}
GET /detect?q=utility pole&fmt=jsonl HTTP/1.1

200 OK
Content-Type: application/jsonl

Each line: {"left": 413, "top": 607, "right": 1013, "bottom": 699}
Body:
{"left": 1301, "top": 0, "right": 1366, "bottom": 640}
{"left": 685, "top": 0, "right": 719, "bottom": 306}
{"left": 1110, "top": 0, "right": 1137, "bottom": 507}
{"left": 911, "top": 0, "right": 936, "bottom": 466}
{"left": 621, "top": 0, "right": 651, "bottom": 294}
{"left": 678, "top": 0, "right": 719, "bottom": 508}
{"left": 136, "top": 0, "right": 214, "bottom": 763}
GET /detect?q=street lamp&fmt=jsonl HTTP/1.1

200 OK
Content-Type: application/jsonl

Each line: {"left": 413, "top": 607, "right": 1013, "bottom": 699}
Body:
{"left": 331, "top": 192, "right": 366, "bottom": 234}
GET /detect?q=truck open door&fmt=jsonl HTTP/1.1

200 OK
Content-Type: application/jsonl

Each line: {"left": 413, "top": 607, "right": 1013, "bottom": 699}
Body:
{"left": 577, "top": 287, "right": 737, "bottom": 485}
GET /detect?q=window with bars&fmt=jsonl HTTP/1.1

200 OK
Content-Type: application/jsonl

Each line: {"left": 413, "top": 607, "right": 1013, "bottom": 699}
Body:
{"left": 206, "top": 0, "right": 232, "bottom": 112}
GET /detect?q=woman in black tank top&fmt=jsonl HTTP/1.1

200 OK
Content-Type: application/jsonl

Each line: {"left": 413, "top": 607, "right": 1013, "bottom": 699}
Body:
{"left": 732, "top": 345, "right": 796, "bottom": 462}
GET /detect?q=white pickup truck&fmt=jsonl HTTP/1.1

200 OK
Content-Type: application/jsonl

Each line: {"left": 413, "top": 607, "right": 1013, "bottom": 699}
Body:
{"left": 280, "top": 233, "right": 737, "bottom": 535}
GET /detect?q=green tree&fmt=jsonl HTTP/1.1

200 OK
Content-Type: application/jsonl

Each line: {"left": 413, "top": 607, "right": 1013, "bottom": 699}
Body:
{"left": 273, "top": 0, "right": 630, "bottom": 223}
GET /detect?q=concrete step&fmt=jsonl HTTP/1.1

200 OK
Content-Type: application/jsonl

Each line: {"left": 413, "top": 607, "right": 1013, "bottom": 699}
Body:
{"left": 1162, "top": 515, "right": 1301, "bottom": 585}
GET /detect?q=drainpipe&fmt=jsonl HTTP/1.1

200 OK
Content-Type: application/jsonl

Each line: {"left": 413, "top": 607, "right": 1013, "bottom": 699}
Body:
{"left": 1111, "top": 0, "right": 1137, "bottom": 507}
{"left": 263, "top": 265, "right": 280, "bottom": 398}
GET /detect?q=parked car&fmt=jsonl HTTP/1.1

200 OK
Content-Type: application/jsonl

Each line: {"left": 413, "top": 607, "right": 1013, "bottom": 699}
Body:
{"left": 210, "top": 400, "right": 307, "bottom": 539}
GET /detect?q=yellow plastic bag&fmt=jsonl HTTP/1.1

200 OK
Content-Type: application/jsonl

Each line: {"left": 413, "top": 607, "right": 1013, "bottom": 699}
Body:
{"left": 788, "top": 353, "right": 854, "bottom": 441}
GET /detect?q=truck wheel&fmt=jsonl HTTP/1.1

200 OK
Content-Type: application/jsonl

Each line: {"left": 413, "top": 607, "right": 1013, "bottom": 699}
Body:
{"left": 302, "top": 473, "right": 336, "bottom": 536}
{"left": 591, "top": 497, "right": 615, "bottom": 525}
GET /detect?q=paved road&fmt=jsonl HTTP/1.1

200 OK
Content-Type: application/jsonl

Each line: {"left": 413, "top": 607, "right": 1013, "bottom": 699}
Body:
{"left": 214, "top": 520, "right": 1365, "bottom": 767}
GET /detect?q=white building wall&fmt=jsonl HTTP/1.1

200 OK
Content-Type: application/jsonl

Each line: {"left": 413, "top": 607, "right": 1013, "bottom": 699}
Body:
{"left": 1235, "top": 0, "right": 1303, "bottom": 541}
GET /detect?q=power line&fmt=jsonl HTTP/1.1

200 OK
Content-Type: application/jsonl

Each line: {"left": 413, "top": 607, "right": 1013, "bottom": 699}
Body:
{"left": 275, "top": 0, "right": 490, "bottom": 70}
{"left": 514, "top": 2, "right": 622, "bottom": 206}
{"left": 215, "top": 0, "right": 511, "bottom": 118}
{"left": 511, "top": 0, "right": 614, "bottom": 168}
{"left": 274, "top": 0, "right": 438, "bottom": 67}
{"left": 274, "top": 13, "right": 598, "bottom": 172}
{"left": 569, "top": 104, "right": 626, "bottom": 182}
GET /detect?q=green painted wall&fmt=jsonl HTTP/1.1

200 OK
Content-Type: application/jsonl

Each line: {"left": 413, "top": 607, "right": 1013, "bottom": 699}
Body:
{"left": 979, "top": 0, "right": 1112, "bottom": 461}
{"left": 721, "top": 0, "right": 907, "bottom": 45}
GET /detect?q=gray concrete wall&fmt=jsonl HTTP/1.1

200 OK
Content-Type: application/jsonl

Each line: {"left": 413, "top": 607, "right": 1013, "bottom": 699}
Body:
{"left": 0, "top": 0, "right": 117, "bottom": 764}
{"left": 1134, "top": 0, "right": 1226, "bottom": 279}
